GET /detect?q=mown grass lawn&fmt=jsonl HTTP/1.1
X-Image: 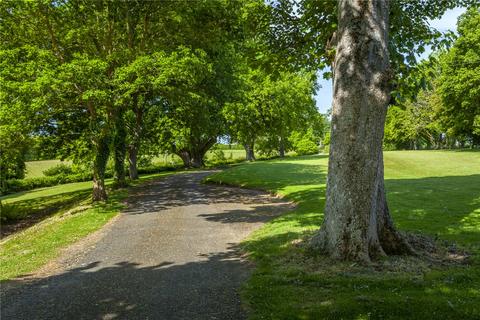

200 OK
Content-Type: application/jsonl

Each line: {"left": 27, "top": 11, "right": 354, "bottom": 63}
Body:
{"left": 24, "top": 160, "right": 67, "bottom": 179}
{"left": 207, "top": 150, "right": 480, "bottom": 320}
{"left": 0, "top": 171, "right": 176, "bottom": 281}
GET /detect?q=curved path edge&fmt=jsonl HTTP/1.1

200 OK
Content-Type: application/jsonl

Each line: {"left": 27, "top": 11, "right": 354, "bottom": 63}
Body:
{"left": 1, "top": 171, "right": 294, "bottom": 320}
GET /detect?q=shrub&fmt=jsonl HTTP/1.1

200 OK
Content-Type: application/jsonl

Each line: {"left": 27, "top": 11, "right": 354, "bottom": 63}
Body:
{"left": 290, "top": 129, "right": 320, "bottom": 156}
{"left": 211, "top": 149, "right": 227, "bottom": 163}
{"left": 215, "top": 143, "right": 243, "bottom": 150}
{"left": 294, "top": 139, "right": 319, "bottom": 155}
{"left": 43, "top": 163, "right": 74, "bottom": 176}
{"left": 136, "top": 164, "right": 179, "bottom": 175}
{"left": 322, "top": 131, "right": 331, "bottom": 146}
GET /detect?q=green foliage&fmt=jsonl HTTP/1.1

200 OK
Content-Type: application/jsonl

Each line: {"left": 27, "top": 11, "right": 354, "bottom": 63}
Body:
{"left": 322, "top": 131, "right": 331, "bottom": 146}
{"left": 437, "top": 7, "right": 480, "bottom": 145}
{"left": 385, "top": 8, "right": 480, "bottom": 150}
{"left": 224, "top": 68, "right": 320, "bottom": 157}
{"left": 384, "top": 89, "right": 444, "bottom": 150}
{"left": 269, "top": 0, "right": 474, "bottom": 86}
{"left": 207, "top": 151, "right": 480, "bottom": 319}
{"left": 43, "top": 164, "right": 75, "bottom": 177}
{"left": 290, "top": 129, "right": 319, "bottom": 155}
{"left": 0, "top": 45, "right": 57, "bottom": 190}
{"left": 210, "top": 149, "right": 227, "bottom": 163}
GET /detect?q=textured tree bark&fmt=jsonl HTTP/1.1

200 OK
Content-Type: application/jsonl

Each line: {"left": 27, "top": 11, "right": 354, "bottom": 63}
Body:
{"left": 92, "top": 134, "right": 110, "bottom": 202}
{"left": 244, "top": 143, "right": 255, "bottom": 161}
{"left": 190, "top": 151, "right": 204, "bottom": 168}
{"left": 279, "top": 137, "right": 285, "bottom": 158}
{"left": 190, "top": 137, "right": 216, "bottom": 168}
{"left": 128, "top": 144, "right": 139, "bottom": 180}
{"left": 113, "top": 111, "right": 127, "bottom": 188}
{"left": 176, "top": 150, "right": 191, "bottom": 168}
{"left": 310, "top": 0, "right": 412, "bottom": 262}
{"left": 128, "top": 96, "right": 142, "bottom": 180}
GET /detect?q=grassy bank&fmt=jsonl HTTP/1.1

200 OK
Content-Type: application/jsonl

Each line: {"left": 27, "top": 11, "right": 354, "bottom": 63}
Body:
{"left": 0, "top": 172, "right": 176, "bottom": 281}
{"left": 207, "top": 150, "right": 480, "bottom": 319}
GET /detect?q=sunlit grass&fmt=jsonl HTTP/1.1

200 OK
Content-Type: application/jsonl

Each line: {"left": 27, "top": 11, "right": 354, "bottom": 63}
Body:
{"left": 207, "top": 150, "right": 480, "bottom": 319}
{"left": 0, "top": 171, "right": 176, "bottom": 280}
{"left": 24, "top": 160, "right": 68, "bottom": 179}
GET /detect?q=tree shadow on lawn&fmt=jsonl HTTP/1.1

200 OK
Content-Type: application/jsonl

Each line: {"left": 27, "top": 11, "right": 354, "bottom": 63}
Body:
{"left": 242, "top": 240, "right": 480, "bottom": 319}
{"left": 1, "top": 246, "right": 251, "bottom": 320}
{"left": 210, "top": 159, "right": 479, "bottom": 251}
{"left": 234, "top": 175, "right": 480, "bottom": 319}
{"left": 1, "top": 190, "right": 91, "bottom": 238}
{"left": 211, "top": 158, "right": 328, "bottom": 192}
{"left": 385, "top": 174, "right": 480, "bottom": 250}
{"left": 224, "top": 168, "right": 480, "bottom": 318}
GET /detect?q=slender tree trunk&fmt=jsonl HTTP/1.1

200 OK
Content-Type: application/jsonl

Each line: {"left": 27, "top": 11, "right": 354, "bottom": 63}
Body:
{"left": 128, "top": 144, "right": 139, "bottom": 180}
{"left": 244, "top": 143, "right": 255, "bottom": 161}
{"left": 92, "top": 134, "right": 110, "bottom": 202}
{"left": 310, "top": 0, "right": 412, "bottom": 262}
{"left": 128, "top": 95, "right": 143, "bottom": 180}
{"left": 113, "top": 110, "right": 127, "bottom": 188}
{"left": 0, "top": 154, "right": 6, "bottom": 194}
{"left": 279, "top": 137, "right": 286, "bottom": 157}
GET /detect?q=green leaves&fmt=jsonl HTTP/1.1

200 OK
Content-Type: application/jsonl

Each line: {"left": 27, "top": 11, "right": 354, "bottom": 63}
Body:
{"left": 437, "top": 7, "right": 480, "bottom": 143}
{"left": 223, "top": 66, "right": 321, "bottom": 155}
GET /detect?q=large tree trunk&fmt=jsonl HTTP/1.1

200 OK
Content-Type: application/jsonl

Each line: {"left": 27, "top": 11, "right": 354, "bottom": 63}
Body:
{"left": 310, "top": 0, "right": 411, "bottom": 262}
{"left": 92, "top": 134, "right": 110, "bottom": 202}
{"left": 128, "top": 144, "right": 139, "bottom": 180}
{"left": 190, "top": 150, "right": 205, "bottom": 168}
{"left": 244, "top": 142, "right": 255, "bottom": 161}
{"left": 113, "top": 111, "right": 127, "bottom": 188}
{"left": 190, "top": 137, "right": 216, "bottom": 168}
{"left": 177, "top": 150, "right": 191, "bottom": 168}
{"left": 175, "top": 138, "right": 216, "bottom": 168}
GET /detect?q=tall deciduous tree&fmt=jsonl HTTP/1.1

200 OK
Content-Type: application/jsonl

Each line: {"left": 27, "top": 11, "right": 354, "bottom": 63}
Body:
{"left": 311, "top": 0, "right": 413, "bottom": 261}
{"left": 437, "top": 7, "right": 480, "bottom": 146}
{"left": 115, "top": 48, "right": 212, "bottom": 174}
{"left": 265, "top": 0, "right": 475, "bottom": 262}
{"left": 0, "top": 46, "right": 58, "bottom": 192}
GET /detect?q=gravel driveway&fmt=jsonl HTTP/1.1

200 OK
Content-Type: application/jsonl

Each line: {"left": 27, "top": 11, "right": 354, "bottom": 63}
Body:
{"left": 1, "top": 171, "right": 292, "bottom": 320}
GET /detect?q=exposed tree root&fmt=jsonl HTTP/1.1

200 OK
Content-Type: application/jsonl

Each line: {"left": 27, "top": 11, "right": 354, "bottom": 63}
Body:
{"left": 309, "top": 230, "right": 470, "bottom": 269}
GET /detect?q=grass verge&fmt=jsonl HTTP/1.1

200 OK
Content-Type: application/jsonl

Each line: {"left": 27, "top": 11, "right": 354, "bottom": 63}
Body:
{"left": 0, "top": 171, "right": 175, "bottom": 281}
{"left": 207, "top": 150, "right": 480, "bottom": 320}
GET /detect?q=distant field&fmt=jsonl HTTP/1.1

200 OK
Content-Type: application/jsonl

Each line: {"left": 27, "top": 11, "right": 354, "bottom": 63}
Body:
{"left": 207, "top": 149, "right": 246, "bottom": 161}
{"left": 25, "top": 160, "right": 67, "bottom": 179}
{"left": 24, "top": 149, "right": 247, "bottom": 179}
{"left": 153, "top": 149, "right": 247, "bottom": 164}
